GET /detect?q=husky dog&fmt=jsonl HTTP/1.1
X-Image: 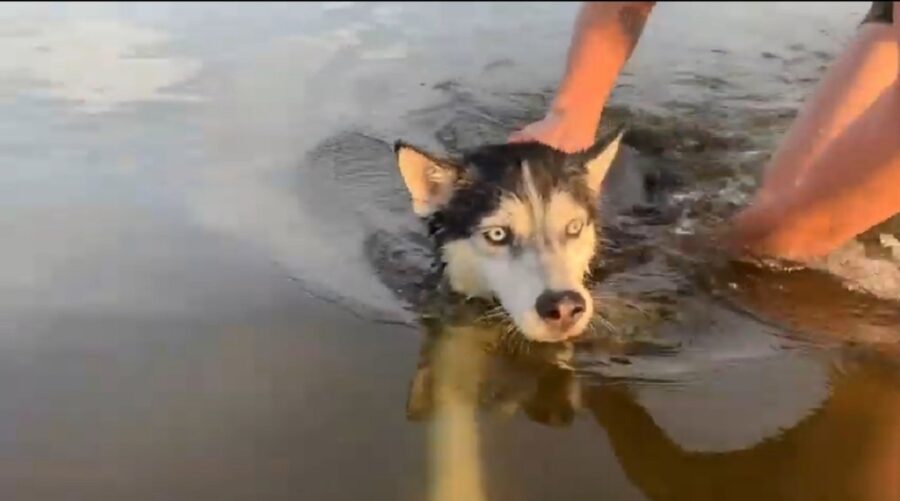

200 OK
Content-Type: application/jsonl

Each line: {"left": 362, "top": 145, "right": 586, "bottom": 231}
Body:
{"left": 392, "top": 129, "right": 625, "bottom": 343}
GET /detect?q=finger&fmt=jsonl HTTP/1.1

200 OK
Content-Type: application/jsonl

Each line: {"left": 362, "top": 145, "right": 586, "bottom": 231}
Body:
{"left": 507, "top": 130, "right": 532, "bottom": 143}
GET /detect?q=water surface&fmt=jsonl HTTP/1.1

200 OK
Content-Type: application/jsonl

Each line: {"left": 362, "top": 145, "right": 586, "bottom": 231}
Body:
{"left": 2, "top": 3, "right": 899, "bottom": 501}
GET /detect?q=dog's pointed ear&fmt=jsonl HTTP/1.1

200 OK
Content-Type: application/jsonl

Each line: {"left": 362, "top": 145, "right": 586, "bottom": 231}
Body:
{"left": 583, "top": 127, "right": 626, "bottom": 193}
{"left": 394, "top": 141, "right": 459, "bottom": 217}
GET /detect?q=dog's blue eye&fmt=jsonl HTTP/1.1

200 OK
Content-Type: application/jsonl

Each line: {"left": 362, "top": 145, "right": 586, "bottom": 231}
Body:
{"left": 483, "top": 227, "right": 511, "bottom": 245}
{"left": 566, "top": 219, "right": 584, "bottom": 237}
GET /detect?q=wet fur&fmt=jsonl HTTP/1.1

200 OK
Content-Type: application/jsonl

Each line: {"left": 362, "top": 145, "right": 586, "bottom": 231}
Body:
{"left": 393, "top": 129, "right": 625, "bottom": 342}
{"left": 410, "top": 142, "right": 600, "bottom": 249}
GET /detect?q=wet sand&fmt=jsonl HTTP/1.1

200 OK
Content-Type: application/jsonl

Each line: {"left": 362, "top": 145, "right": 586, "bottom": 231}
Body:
{"left": 2, "top": 3, "right": 898, "bottom": 501}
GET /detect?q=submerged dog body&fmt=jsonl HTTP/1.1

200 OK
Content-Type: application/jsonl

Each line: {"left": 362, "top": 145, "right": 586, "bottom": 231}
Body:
{"left": 393, "top": 130, "right": 624, "bottom": 343}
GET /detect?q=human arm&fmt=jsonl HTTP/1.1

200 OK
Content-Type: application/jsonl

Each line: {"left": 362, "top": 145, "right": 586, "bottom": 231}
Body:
{"left": 509, "top": 2, "right": 656, "bottom": 153}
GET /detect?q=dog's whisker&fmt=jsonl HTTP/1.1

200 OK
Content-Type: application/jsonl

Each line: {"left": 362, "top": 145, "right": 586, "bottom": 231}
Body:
{"left": 595, "top": 234, "right": 614, "bottom": 246}
{"left": 589, "top": 290, "right": 619, "bottom": 301}
{"left": 500, "top": 322, "right": 519, "bottom": 354}
{"left": 594, "top": 313, "right": 618, "bottom": 335}
{"left": 475, "top": 305, "right": 512, "bottom": 325}
{"left": 591, "top": 293, "right": 649, "bottom": 314}
{"left": 396, "top": 129, "right": 626, "bottom": 347}
{"left": 586, "top": 317, "right": 599, "bottom": 336}
{"left": 514, "top": 334, "right": 525, "bottom": 356}
{"left": 515, "top": 335, "right": 526, "bottom": 356}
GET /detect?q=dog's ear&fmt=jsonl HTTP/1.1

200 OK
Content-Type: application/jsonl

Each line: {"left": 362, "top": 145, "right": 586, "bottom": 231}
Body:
{"left": 583, "top": 128, "right": 625, "bottom": 194}
{"left": 394, "top": 141, "right": 459, "bottom": 217}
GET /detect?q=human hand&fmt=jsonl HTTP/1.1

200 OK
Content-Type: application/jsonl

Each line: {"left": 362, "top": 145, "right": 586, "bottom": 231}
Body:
{"left": 508, "top": 109, "right": 600, "bottom": 154}
{"left": 723, "top": 185, "right": 857, "bottom": 264}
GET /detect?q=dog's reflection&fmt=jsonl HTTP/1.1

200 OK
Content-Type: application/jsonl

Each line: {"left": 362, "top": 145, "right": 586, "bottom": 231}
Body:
{"left": 406, "top": 313, "right": 900, "bottom": 501}
{"left": 406, "top": 318, "right": 580, "bottom": 501}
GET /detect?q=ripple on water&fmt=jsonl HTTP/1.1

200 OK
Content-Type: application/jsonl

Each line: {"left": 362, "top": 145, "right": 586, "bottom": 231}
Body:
{"left": 311, "top": 82, "right": 900, "bottom": 375}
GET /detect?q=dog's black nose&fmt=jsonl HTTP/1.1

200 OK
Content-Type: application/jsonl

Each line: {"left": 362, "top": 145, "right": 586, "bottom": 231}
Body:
{"left": 535, "top": 290, "right": 586, "bottom": 330}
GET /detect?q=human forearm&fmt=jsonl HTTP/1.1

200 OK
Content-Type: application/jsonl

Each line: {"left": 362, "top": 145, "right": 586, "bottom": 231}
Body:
{"left": 510, "top": 2, "right": 656, "bottom": 152}
{"left": 550, "top": 2, "right": 656, "bottom": 124}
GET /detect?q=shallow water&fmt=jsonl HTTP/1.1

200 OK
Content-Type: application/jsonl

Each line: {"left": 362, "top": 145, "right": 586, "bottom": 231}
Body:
{"left": 2, "top": 2, "right": 899, "bottom": 500}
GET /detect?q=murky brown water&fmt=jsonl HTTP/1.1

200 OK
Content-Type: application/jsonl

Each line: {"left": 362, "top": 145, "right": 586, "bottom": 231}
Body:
{"left": 2, "top": 3, "right": 898, "bottom": 500}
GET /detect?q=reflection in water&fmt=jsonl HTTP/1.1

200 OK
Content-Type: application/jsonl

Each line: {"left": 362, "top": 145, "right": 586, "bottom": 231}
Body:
{"left": 408, "top": 319, "right": 575, "bottom": 501}
{"left": 413, "top": 325, "right": 489, "bottom": 501}
{"left": 412, "top": 314, "right": 900, "bottom": 501}
{"left": 591, "top": 357, "right": 900, "bottom": 501}
{"left": 709, "top": 258, "right": 900, "bottom": 350}
{"left": 1, "top": 2, "right": 898, "bottom": 500}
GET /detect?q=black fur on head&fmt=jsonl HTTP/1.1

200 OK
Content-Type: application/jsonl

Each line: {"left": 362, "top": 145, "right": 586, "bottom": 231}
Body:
{"left": 392, "top": 127, "right": 626, "bottom": 343}
{"left": 393, "top": 126, "right": 624, "bottom": 249}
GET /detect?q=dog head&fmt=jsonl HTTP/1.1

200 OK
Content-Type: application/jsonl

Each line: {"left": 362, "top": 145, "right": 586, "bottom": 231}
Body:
{"left": 393, "top": 130, "right": 624, "bottom": 343}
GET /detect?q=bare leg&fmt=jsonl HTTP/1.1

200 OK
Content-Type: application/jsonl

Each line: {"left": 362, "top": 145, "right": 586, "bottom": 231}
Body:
{"left": 759, "top": 23, "right": 898, "bottom": 194}
{"left": 729, "top": 9, "right": 900, "bottom": 261}
{"left": 732, "top": 85, "right": 900, "bottom": 260}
